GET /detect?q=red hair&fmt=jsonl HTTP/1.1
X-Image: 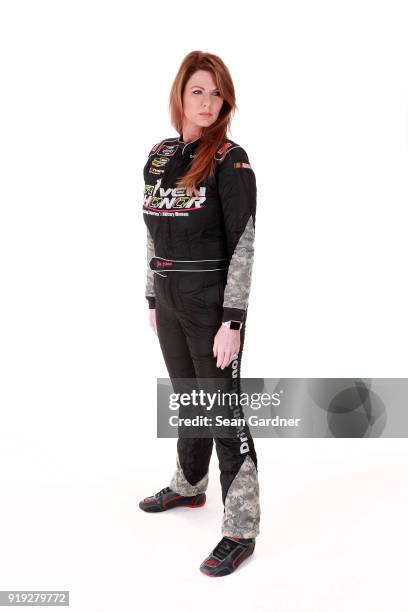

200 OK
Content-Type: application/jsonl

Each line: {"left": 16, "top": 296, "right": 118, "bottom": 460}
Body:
{"left": 169, "top": 51, "right": 238, "bottom": 197}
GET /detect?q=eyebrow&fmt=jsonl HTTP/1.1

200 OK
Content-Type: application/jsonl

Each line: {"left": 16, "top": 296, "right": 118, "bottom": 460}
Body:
{"left": 190, "top": 85, "right": 220, "bottom": 91}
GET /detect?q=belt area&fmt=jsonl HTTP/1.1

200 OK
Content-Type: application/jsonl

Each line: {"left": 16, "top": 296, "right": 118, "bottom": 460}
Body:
{"left": 150, "top": 256, "right": 227, "bottom": 273}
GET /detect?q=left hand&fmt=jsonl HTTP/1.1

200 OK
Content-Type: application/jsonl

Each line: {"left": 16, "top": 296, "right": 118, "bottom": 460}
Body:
{"left": 213, "top": 325, "right": 241, "bottom": 369}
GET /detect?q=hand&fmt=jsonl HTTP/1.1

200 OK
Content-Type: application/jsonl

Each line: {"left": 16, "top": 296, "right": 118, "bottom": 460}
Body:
{"left": 149, "top": 309, "right": 157, "bottom": 336}
{"left": 213, "top": 325, "right": 241, "bottom": 369}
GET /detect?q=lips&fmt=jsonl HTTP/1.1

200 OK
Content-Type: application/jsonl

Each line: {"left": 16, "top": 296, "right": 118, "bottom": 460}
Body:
{"left": 199, "top": 113, "right": 212, "bottom": 116}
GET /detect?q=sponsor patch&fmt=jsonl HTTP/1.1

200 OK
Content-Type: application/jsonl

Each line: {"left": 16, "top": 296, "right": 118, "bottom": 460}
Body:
{"left": 152, "top": 157, "right": 169, "bottom": 168}
{"left": 156, "top": 142, "right": 178, "bottom": 157}
{"left": 233, "top": 162, "right": 252, "bottom": 169}
{"left": 143, "top": 178, "right": 207, "bottom": 216}
{"left": 149, "top": 166, "right": 164, "bottom": 175}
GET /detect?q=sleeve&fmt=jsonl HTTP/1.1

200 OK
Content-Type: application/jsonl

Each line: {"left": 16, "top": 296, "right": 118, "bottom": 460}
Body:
{"left": 145, "top": 226, "right": 156, "bottom": 309}
{"left": 216, "top": 146, "right": 257, "bottom": 323}
{"left": 144, "top": 140, "right": 162, "bottom": 310}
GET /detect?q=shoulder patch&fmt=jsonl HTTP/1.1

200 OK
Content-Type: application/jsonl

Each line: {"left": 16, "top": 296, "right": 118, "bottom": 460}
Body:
{"left": 233, "top": 162, "right": 252, "bottom": 169}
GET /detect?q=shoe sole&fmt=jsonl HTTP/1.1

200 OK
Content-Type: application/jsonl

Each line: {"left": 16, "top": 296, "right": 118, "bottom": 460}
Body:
{"left": 185, "top": 495, "right": 206, "bottom": 508}
{"left": 139, "top": 493, "right": 206, "bottom": 512}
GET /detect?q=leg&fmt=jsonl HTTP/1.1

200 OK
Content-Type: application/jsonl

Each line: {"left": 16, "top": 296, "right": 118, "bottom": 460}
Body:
{"left": 177, "top": 304, "right": 260, "bottom": 539}
{"left": 155, "top": 298, "right": 213, "bottom": 495}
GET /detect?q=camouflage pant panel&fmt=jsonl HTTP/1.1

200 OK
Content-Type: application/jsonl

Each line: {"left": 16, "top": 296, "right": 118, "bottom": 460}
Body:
{"left": 221, "top": 454, "right": 260, "bottom": 539}
{"left": 169, "top": 450, "right": 210, "bottom": 496}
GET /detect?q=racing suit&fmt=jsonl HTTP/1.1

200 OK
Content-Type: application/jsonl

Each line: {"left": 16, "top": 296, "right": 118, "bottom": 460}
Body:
{"left": 142, "top": 135, "right": 260, "bottom": 538}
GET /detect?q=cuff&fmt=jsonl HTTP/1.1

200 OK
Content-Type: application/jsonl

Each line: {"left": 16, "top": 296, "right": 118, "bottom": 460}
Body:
{"left": 222, "top": 307, "right": 246, "bottom": 323}
{"left": 146, "top": 296, "right": 156, "bottom": 309}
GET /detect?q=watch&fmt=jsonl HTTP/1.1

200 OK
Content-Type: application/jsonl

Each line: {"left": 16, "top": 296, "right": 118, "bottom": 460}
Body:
{"left": 222, "top": 320, "right": 243, "bottom": 330}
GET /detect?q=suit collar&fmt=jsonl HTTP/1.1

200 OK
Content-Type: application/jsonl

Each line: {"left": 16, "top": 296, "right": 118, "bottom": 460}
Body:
{"left": 177, "top": 135, "right": 201, "bottom": 156}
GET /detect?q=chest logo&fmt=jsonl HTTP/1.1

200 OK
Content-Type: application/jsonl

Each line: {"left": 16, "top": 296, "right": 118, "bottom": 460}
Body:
{"left": 143, "top": 178, "right": 207, "bottom": 216}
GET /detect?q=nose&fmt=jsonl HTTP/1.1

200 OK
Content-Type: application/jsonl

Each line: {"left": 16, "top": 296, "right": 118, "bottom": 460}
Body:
{"left": 201, "top": 94, "right": 211, "bottom": 108}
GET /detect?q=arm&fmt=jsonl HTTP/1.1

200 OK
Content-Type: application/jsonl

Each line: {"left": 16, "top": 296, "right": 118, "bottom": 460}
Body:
{"left": 144, "top": 140, "right": 163, "bottom": 310}
{"left": 145, "top": 226, "right": 156, "bottom": 309}
{"left": 216, "top": 146, "right": 257, "bottom": 323}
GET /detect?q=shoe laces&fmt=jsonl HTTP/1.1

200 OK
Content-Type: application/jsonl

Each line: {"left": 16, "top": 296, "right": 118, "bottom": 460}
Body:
{"left": 212, "top": 537, "right": 240, "bottom": 560}
{"left": 154, "top": 486, "right": 171, "bottom": 499}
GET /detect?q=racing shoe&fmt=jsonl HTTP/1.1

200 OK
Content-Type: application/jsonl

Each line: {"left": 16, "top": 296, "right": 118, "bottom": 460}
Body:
{"left": 200, "top": 536, "right": 255, "bottom": 577}
{"left": 139, "top": 486, "right": 206, "bottom": 513}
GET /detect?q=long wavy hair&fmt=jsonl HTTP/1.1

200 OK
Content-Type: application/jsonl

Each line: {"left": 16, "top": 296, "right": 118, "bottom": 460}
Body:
{"left": 169, "top": 51, "right": 238, "bottom": 197}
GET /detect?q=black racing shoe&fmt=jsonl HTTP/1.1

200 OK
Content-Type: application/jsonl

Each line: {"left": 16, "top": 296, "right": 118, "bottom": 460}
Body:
{"left": 139, "top": 486, "right": 206, "bottom": 513}
{"left": 200, "top": 536, "right": 255, "bottom": 577}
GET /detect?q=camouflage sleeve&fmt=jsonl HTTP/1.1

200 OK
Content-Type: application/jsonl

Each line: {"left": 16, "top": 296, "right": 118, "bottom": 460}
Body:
{"left": 144, "top": 141, "right": 163, "bottom": 310}
{"left": 145, "top": 226, "right": 156, "bottom": 309}
{"left": 216, "top": 146, "right": 257, "bottom": 323}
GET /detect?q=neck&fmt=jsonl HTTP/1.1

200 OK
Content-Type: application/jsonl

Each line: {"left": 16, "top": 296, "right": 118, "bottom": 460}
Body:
{"left": 181, "top": 122, "right": 202, "bottom": 143}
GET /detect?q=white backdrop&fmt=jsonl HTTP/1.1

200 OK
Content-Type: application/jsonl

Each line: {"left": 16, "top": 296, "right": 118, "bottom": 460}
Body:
{"left": 1, "top": 0, "right": 407, "bottom": 610}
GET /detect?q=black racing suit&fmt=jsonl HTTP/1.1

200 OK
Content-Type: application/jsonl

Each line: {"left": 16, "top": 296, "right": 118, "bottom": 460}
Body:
{"left": 142, "top": 135, "right": 260, "bottom": 539}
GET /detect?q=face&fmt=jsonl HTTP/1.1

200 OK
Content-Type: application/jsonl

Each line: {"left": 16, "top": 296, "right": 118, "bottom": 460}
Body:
{"left": 182, "top": 70, "right": 224, "bottom": 135}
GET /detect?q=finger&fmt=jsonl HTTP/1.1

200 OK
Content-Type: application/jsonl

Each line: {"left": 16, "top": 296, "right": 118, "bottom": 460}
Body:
{"left": 216, "top": 348, "right": 225, "bottom": 368}
{"left": 228, "top": 348, "right": 240, "bottom": 368}
{"left": 221, "top": 351, "right": 232, "bottom": 370}
{"left": 231, "top": 348, "right": 239, "bottom": 362}
{"left": 229, "top": 353, "right": 238, "bottom": 367}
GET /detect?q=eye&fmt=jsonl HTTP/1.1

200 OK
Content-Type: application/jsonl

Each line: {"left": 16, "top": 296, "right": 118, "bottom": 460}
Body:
{"left": 192, "top": 90, "right": 221, "bottom": 96}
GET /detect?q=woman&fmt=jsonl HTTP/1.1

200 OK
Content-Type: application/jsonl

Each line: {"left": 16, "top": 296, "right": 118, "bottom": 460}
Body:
{"left": 139, "top": 50, "right": 260, "bottom": 577}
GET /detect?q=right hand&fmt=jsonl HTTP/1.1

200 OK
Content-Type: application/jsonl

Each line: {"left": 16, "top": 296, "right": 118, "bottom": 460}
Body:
{"left": 149, "top": 308, "right": 157, "bottom": 336}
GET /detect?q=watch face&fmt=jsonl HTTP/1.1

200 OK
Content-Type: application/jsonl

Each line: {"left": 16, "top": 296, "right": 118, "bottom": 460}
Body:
{"left": 230, "top": 320, "right": 241, "bottom": 330}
